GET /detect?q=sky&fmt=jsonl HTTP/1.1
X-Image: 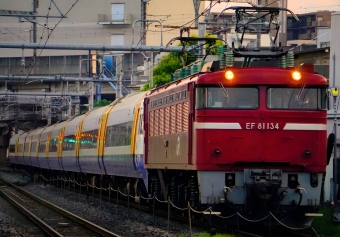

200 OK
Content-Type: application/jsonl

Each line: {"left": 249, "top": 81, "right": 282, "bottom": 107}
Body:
{"left": 207, "top": 1, "right": 340, "bottom": 14}
{"left": 288, "top": 0, "right": 340, "bottom": 14}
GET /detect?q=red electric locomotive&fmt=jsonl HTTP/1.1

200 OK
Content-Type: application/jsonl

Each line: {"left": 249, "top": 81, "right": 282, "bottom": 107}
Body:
{"left": 144, "top": 7, "right": 328, "bottom": 228}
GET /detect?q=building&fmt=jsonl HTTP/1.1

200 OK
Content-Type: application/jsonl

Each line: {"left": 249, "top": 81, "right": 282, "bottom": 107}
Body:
{"left": 0, "top": 0, "right": 151, "bottom": 126}
{"left": 287, "top": 11, "right": 332, "bottom": 49}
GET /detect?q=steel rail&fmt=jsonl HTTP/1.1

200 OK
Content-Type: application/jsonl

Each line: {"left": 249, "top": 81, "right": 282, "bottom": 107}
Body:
{"left": 0, "top": 177, "right": 121, "bottom": 237}
{"left": 0, "top": 188, "right": 63, "bottom": 237}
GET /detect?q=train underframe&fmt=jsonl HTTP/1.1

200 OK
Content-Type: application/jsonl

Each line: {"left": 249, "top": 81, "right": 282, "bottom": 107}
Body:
{"left": 8, "top": 164, "right": 322, "bottom": 228}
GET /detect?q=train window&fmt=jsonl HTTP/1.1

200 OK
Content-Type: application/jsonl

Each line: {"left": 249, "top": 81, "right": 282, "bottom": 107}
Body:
{"left": 39, "top": 141, "right": 46, "bottom": 153}
{"left": 266, "top": 87, "right": 326, "bottom": 110}
{"left": 139, "top": 114, "right": 144, "bottom": 135}
{"left": 9, "top": 145, "right": 15, "bottom": 153}
{"left": 49, "top": 137, "right": 58, "bottom": 152}
{"left": 31, "top": 141, "right": 37, "bottom": 153}
{"left": 196, "top": 86, "right": 259, "bottom": 109}
{"left": 176, "top": 92, "right": 181, "bottom": 100}
{"left": 18, "top": 144, "right": 22, "bottom": 153}
{"left": 79, "top": 129, "right": 98, "bottom": 150}
{"left": 170, "top": 94, "right": 174, "bottom": 102}
{"left": 24, "top": 142, "right": 30, "bottom": 152}
{"left": 105, "top": 122, "right": 132, "bottom": 147}
{"left": 62, "top": 135, "right": 76, "bottom": 151}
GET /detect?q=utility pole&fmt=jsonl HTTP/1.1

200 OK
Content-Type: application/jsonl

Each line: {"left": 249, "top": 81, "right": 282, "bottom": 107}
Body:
{"left": 32, "top": 0, "right": 38, "bottom": 74}
{"left": 278, "top": 0, "right": 287, "bottom": 46}
{"left": 116, "top": 55, "right": 123, "bottom": 98}
{"left": 330, "top": 87, "right": 340, "bottom": 222}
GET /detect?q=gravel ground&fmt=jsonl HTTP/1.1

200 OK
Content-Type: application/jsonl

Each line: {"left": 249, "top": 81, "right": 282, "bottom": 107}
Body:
{"left": 0, "top": 173, "right": 45, "bottom": 237}
{"left": 0, "top": 170, "right": 208, "bottom": 237}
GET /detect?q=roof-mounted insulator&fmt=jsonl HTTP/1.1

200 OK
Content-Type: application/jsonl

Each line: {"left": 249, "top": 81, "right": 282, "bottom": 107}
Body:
{"left": 173, "top": 69, "right": 180, "bottom": 81}
{"left": 226, "top": 50, "right": 234, "bottom": 68}
{"left": 191, "top": 63, "right": 199, "bottom": 74}
{"left": 218, "top": 45, "right": 228, "bottom": 69}
{"left": 185, "top": 66, "right": 191, "bottom": 77}
{"left": 278, "top": 55, "right": 286, "bottom": 69}
{"left": 180, "top": 68, "right": 186, "bottom": 79}
{"left": 286, "top": 51, "right": 294, "bottom": 68}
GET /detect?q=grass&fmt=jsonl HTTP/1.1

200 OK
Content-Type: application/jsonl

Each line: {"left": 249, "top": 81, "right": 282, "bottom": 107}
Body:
{"left": 179, "top": 206, "right": 340, "bottom": 237}
{"left": 313, "top": 205, "right": 340, "bottom": 237}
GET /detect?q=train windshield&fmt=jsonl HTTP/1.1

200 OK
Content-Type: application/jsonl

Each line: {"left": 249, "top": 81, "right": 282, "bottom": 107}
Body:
{"left": 196, "top": 86, "right": 259, "bottom": 109}
{"left": 266, "top": 87, "right": 327, "bottom": 110}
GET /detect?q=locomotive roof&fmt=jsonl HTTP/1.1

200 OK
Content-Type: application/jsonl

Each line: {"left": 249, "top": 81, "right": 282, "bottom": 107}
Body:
{"left": 147, "top": 66, "right": 327, "bottom": 99}
{"left": 197, "top": 67, "right": 328, "bottom": 86}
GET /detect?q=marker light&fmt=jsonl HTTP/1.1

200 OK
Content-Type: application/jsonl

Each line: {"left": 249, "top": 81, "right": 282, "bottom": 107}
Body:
{"left": 292, "top": 71, "right": 301, "bottom": 81}
{"left": 225, "top": 70, "right": 234, "bottom": 80}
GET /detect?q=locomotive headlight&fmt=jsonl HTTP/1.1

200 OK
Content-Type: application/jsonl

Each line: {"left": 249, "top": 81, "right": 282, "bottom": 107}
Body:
{"left": 225, "top": 70, "right": 234, "bottom": 80}
{"left": 292, "top": 71, "right": 301, "bottom": 81}
{"left": 303, "top": 150, "right": 312, "bottom": 158}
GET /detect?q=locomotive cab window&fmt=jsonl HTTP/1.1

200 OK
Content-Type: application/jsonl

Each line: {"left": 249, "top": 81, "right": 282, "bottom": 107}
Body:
{"left": 196, "top": 86, "right": 259, "bottom": 109}
{"left": 266, "top": 87, "right": 327, "bottom": 110}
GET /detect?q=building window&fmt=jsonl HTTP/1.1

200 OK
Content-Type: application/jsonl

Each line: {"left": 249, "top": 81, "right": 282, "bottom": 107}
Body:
{"left": 320, "top": 42, "right": 330, "bottom": 48}
{"left": 111, "top": 3, "right": 124, "bottom": 21}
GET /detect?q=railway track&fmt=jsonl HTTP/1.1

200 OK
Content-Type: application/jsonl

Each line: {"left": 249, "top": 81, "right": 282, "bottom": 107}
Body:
{"left": 0, "top": 177, "right": 121, "bottom": 237}
{"left": 0, "top": 171, "right": 320, "bottom": 237}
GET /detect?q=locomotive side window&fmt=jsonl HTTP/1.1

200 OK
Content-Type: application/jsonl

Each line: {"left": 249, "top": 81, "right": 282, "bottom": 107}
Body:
{"left": 266, "top": 87, "right": 327, "bottom": 110}
{"left": 196, "top": 86, "right": 258, "bottom": 109}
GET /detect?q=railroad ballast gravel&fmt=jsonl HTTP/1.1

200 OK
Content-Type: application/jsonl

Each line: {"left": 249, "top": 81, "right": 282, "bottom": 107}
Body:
{"left": 0, "top": 170, "right": 207, "bottom": 237}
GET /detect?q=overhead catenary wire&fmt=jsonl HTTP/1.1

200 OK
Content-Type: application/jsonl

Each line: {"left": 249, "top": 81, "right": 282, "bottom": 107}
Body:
{"left": 25, "top": 0, "right": 80, "bottom": 80}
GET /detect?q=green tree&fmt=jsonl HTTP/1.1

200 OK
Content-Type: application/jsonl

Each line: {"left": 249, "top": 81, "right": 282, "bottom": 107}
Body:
{"left": 141, "top": 34, "right": 224, "bottom": 91}
{"left": 94, "top": 99, "right": 112, "bottom": 107}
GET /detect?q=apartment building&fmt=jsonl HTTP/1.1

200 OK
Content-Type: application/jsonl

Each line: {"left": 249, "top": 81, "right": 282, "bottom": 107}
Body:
{"left": 287, "top": 11, "right": 332, "bottom": 44}
{"left": 0, "top": 0, "right": 149, "bottom": 125}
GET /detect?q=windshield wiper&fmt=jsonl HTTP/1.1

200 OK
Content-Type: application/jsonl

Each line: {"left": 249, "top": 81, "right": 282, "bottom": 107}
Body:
{"left": 219, "top": 83, "right": 229, "bottom": 105}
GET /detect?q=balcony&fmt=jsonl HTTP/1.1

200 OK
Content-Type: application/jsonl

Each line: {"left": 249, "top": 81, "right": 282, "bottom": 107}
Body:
{"left": 98, "top": 13, "right": 132, "bottom": 25}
